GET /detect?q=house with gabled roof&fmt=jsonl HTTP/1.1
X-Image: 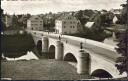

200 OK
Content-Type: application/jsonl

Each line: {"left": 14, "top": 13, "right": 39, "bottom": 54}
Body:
{"left": 55, "top": 14, "right": 79, "bottom": 34}
{"left": 85, "top": 22, "right": 95, "bottom": 28}
{"left": 112, "top": 14, "right": 121, "bottom": 24}
{"left": 27, "top": 15, "right": 44, "bottom": 31}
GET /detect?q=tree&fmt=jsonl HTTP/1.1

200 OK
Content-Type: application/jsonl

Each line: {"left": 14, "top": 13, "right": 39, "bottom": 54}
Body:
{"left": 11, "top": 14, "right": 19, "bottom": 29}
{"left": 115, "top": 1, "right": 128, "bottom": 77}
{"left": 73, "top": 10, "right": 111, "bottom": 41}
{"left": 121, "top": 3, "right": 127, "bottom": 24}
{"left": 75, "top": 10, "right": 95, "bottom": 27}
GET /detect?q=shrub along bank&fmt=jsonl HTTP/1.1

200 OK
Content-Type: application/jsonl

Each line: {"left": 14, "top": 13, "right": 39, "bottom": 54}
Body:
{"left": 1, "top": 33, "right": 35, "bottom": 58}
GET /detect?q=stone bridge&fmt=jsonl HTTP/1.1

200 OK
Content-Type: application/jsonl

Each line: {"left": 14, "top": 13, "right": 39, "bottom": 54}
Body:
{"left": 27, "top": 30, "right": 127, "bottom": 78}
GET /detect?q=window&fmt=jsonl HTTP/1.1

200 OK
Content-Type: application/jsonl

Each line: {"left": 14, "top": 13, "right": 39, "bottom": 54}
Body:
{"left": 35, "top": 18, "right": 38, "bottom": 20}
{"left": 32, "top": 21, "right": 37, "bottom": 23}
{"left": 64, "top": 26, "right": 66, "bottom": 28}
{"left": 68, "top": 17, "right": 71, "bottom": 19}
{"left": 64, "top": 32, "right": 67, "bottom": 34}
{"left": 70, "top": 26, "right": 72, "bottom": 28}
{"left": 70, "top": 21, "right": 72, "bottom": 24}
{"left": 64, "top": 21, "right": 66, "bottom": 24}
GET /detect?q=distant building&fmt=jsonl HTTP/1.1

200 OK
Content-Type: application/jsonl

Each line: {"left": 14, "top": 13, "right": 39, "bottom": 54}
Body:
{"left": 5, "top": 15, "right": 12, "bottom": 27}
{"left": 55, "top": 14, "right": 78, "bottom": 34}
{"left": 45, "top": 12, "right": 55, "bottom": 19}
{"left": 113, "top": 16, "right": 118, "bottom": 24}
{"left": 110, "top": 9, "right": 121, "bottom": 14}
{"left": 85, "top": 22, "right": 94, "bottom": 28}
{"left": 112, "top": 14, "right": 121, "bottom": 24}
{"left": 100, "top": 10, "right": 108, "bottom": 14}
{"left": 27, "top": 16, "right": 43, "bottom": 31}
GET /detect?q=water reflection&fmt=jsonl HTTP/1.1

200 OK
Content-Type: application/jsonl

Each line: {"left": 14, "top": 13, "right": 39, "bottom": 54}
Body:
{"left": 2, "top": 51, "right": 39, "bottom": 61}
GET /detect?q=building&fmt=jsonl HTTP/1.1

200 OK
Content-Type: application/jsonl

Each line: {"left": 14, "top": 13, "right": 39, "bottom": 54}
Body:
{"left": 27, "top": 16, "right": 43, "bottom": 31}
{"left": 85, "top": 22, "right": 95, "bottom": 28}
{"left": 110, "top": 9, "right": 121, "bottom": 14}
{"left": 113, "top": 16, "right": 118, "bottom": 24}
{"left": 5, "top": 15, "right": 12, "bottom": 28}
{"left": 112, "top": 14, "right": 121, "bottom": 24}
{"left": 55, "top": 14, "right": 78, "bottom": 34}
{"left": 100, "top": 10, "right": 108, "bottom": 14}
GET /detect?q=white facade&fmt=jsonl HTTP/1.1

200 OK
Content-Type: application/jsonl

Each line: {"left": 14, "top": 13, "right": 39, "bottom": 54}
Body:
{"left": 55, "top": 15, "right": 78, "bottom": 34}
{"left": 85, "top": 22, "right": 94, "bottom": 28}
{"left": 27, "top": 16, "right": 43, "bottom": 31}
{"left": 113, "top": 16, "right": 118, "bottom": 24}
{"left": 5, "top": 16, "right": 12, "bottom": 27}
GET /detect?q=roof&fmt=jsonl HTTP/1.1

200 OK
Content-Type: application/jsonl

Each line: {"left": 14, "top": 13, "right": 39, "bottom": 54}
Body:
{"left": 110, "top": 9, "right": 121, "bottom": 14}
{"left": 113, "top": 14, "right": 121, "bottom": 23}
{"left": 56, "top": 14, "right": 77, "bottom": 21}
{"left": 28, "top": 15, "right": 42, "bottom": 21}
{"left": 85, "top": 22, "right": 94, "bottom": 28}
{"left": 114, "top": 14, "right": 121, "bottom": 19}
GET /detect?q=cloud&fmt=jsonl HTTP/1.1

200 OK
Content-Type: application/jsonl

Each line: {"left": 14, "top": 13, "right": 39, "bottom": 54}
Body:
{"left": 1, "top": 0, "right": 126, "bottom": 14}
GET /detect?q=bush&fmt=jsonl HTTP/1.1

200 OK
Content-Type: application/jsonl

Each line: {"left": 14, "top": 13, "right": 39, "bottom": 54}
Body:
{"left": 70, "top": 28, "right": 109, "bottom": 42}
{"left": 1, "top": 33, "right": 35, "bottom": 58}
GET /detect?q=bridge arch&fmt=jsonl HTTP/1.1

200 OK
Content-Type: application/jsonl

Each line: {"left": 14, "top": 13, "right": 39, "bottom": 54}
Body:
{"left": 48, "top": 45, "right": 55, "bottom": 59}
{"left": 37, "top": 40, "right": 42, "bottom": 53}
{"left": 64, "top": 53, "right": 77, "bottom": 62}
{"left": 91, "top": 69, "right": 113, "bottom": 78}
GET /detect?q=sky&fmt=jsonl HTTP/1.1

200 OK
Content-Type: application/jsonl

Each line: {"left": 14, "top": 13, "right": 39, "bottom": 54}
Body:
{"left": 1, "top": 0, "right": 126, "bottom": 15}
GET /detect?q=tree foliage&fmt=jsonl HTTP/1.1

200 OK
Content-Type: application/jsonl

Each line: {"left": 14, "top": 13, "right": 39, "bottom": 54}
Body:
{"left": 75, "top": 10, "right": 95, "bottom": 27}
{"left": 11, "top": 14, "right": 19, "bottom": 29}
{"left": 115, "top": 30, "right": 128, "bottom": 75}
{"left": 115, "top": 1, "right": 128, "bottom": 76}
{"left": 90, "top": 12, "right": 114, "bottom": 29}
{"left": 1, "top": 8, "right": 6, "bottom": 31}
{"left": 1, "top": 33, "right": 35, "bottom": 58}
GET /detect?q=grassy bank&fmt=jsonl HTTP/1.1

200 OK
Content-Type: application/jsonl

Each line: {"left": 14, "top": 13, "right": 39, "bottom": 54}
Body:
{"left": 1, "top": 59, "right": 90, "bottom": 80}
